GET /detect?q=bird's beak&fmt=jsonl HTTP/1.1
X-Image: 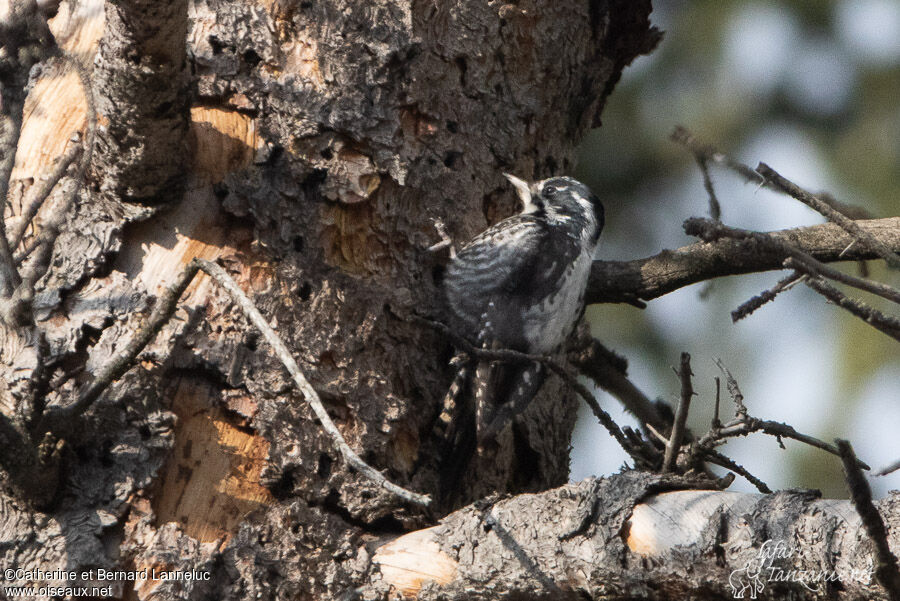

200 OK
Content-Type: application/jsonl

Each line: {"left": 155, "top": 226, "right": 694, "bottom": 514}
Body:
{"left": 503, "top": 173, "right": 537, "bottom": 212}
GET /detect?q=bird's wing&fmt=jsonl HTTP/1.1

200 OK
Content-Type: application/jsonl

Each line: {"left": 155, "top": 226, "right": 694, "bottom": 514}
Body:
{"left": 444, "top": 215, "right": 579, "bottom": 334}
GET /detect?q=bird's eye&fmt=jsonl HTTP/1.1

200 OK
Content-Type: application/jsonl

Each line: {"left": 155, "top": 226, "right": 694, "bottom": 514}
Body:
{"left": 543, "top": 185, "right": 558, "bottom": 198}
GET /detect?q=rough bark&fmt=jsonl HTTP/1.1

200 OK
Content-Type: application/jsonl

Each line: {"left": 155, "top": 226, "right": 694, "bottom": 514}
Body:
{"left": 369, "top": 472, "right": 900, "bottom": 600}
{"left": 6, "top": 0, "right": 899, "bottom": 599}
{"left": 2, "top": 1, "right": 663, "bottom": 599}
{"left": 91, "top": 0, "right": 189, "bottom": 203}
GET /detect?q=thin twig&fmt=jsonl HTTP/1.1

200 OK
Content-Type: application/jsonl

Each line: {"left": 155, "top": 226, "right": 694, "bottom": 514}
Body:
{"left": 686, "top": 219, "right": 900, "bottom": 338}
{"left": 8, "top": 140, "right": 82, "bottom": 250}
{"left": 413, "top": 315, "right": 640, "bottom": 463}
{"left": 36, "top": 261, "right": 204, "bottom": 433}
{"left": 714, "top": 359, "right": 747, "bottom": 417}
{"left": 712, "top": 377, "right": 721, "bottom": 428}
{"left": 194, "top": 260, "right": 431, "bottom": 506}
{"left": 699, "top": 416, "right": 869, "bottom": 470}
{"left": 38, "top": 258, "right": 430, "bottom": 507}
{"left": 701, "top": 448, "right": 772, "bottom": 494}
{"left": 757, "top": 163, "right": 900, "bottom": 270}
{"left": 803, "top": 276, "right": 900, "bottom": 342}
{"left": 695, "top": 156, "right": 721, "bottom": 221}
{"left": 0, "top": 89, "right": 25, "bottom": 297}
{"left": 875, "top": 459, "right": 900, "bottom": 477}
{"left": 783, "top": 256, "right": 900, "bottom": 305}
{"left": 837, "top": 439, "right": 900, "bottom": 601}
{"left": 670, "top": 126, "right": 763, "bottom": 185}
{"left": 732, "top": 272, "right": 804, "bottom": 322}
{"left": 662, "top": 352, "right": 693, "bottom": 473}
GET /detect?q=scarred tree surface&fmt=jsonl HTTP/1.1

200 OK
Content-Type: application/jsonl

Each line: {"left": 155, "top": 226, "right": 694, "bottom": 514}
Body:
{"left": 3, "top": 1, "right": 900, "bottom": 600}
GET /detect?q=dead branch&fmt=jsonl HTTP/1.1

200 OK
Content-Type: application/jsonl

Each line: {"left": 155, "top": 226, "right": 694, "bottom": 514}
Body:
{"left": 687, "top": 361, "right": 869, "bottom": 470}
{"left": 802, "top": 276, "right": 900, "bottom": 342}
{"left": 756, "top": 163, "right": 900, "bottom": 270}
{"left": 732, "top": 272, "right": 804, "bottom": 322}
{"left": 662, "top": 352, "right": 692, "bottom": 473}
{"left": 838, "top": 439, "right": 900, "bottom": 601}
{"left": 366, "top": 472, "right": 896, "bottom": 600}
{"left": 585, "top": 217, "right": 900, "bottom": 305}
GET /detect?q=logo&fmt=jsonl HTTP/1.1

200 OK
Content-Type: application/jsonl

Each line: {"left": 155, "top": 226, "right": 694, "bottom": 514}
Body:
{"left": 728, "top": 540, "right": 873, "bottom": 599}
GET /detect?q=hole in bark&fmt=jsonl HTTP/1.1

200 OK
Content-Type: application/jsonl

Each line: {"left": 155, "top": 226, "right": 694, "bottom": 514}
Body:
{"left": 454, "top": 57, "right": 467, "bottom": 87}
{"left": 431, "top": 264, "right": 444, "bottom": 286}
{"left": 209, "top": 36, "right": 224, "bottom": 55}
{"left": 266, "top": 466, "right": 297, "bottom": 499}
{"left": 242, "top": 49, "right": 262, "bottom": 67}
{"left": 298, "top": 281, "right": 313, "bottom": 301}
{"left": 446, "top": 120, "right": 459, "bottom": 133}
{"left": 304, "top": 168, "right": 328, "bottom": 188}
{"left": 99, "top": 439, "right": 115, "bottom": 467}
{"left": 293, "top": 236, "right": 304, "bottom": 252}
{"left": 244, "top": 332, "right": 259, "bottom": 352}
{"left": 317, "top": 453, "right": 333, "bottom": 478}
{"left": 320, "top": 148, "right": 333, "bottom": 160}
{"left": 213, "top": 182, "right": 229, "bottom": 199}
{"left": 368, "top": 514, "right": 404, "bottom": 532}
{"left": 443, "top": 151, "right": 462, "bottom": 169}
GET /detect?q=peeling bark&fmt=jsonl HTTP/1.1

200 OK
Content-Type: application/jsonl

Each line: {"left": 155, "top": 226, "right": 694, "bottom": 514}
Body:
{"left": 2, "top": 1, "right": 662, "bottom": 599}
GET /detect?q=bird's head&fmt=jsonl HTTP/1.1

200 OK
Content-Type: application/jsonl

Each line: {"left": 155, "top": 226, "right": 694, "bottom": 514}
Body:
{"left": 503, "top": 173, "right": 604, "bottom": 242}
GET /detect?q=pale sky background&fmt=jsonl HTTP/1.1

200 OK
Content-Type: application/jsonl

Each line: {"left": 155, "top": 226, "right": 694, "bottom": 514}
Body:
{"left": 570, "top": 0, "right": 900, "bottom": 498}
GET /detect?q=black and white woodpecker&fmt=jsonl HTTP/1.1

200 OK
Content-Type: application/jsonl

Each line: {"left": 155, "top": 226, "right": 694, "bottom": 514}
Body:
{"left": 440, "top": 173, "right": 605, "bottom": 445}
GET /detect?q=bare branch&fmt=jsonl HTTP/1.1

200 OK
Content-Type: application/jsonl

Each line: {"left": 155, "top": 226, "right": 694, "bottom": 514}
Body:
{"left": 757, "top": 163, "right": 900, "bottom": 270}
{"left": 568, "top": 336, "right": 670, "bottom": 433}
{"left": 783, "top": 255, "right": 900, "bottom": 305}
{"left": 876, "top": 459, "right": 900, "bottom": 477}
{"left": 8, "top": 139, "right": 81, "bottom": 250}
{"left": 662, "top": 352, "right": 693, "bottom": 473}
{"left": 586, "top": 217, "right": 900, "bottom": 305}
{"left": 732, "top": 272, "right": 804, "bottom": 322}
{"left": 670, "top": 126, "right": 763, "bottom": 185}
{"left": 837, "top": 439, "right": 900, "bottom": 601}
{"left": 194, "top": 260, "right": 431, "bottom": 507}
{"left": 714, "top": 359, "right": 747, "bottom": 417}
{"left": 802, "top": 276, "right": 900, "bottom": 342}
{"left": 1, "top": 52, "right": 97, "bottom": 327}
{"left": 701, "top": 448, "right": 772, "bottom": 494}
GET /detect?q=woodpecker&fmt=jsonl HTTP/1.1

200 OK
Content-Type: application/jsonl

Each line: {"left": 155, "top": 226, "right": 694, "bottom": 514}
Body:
{"left": 440, "top": 173, "right": 604, "bottom": 446}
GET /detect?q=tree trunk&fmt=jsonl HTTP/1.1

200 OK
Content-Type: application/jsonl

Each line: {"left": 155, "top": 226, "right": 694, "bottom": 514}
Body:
{"left": 2, "top": 0, "right": 661, "bottom": 599}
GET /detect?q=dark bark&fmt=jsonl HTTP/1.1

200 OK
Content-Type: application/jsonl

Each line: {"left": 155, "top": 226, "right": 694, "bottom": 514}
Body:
{"left": 1, "top": 1, "right": 661, "bottom": 599}
{"left": 91, "top": 0, "right": 189, "bottom": 203}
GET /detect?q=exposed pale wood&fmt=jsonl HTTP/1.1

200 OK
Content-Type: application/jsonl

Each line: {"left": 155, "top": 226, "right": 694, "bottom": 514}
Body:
{"left": 370, "top": 475, "right": 899, "bottom": 600}
{"left": 188, "top": 107, "right": 259, "bottom": 184}
{"left": 152, "top": 377, "right": 273, "bottom": 543}
{"left": 373, "top": 527, "right": 458, "bottom": 598}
